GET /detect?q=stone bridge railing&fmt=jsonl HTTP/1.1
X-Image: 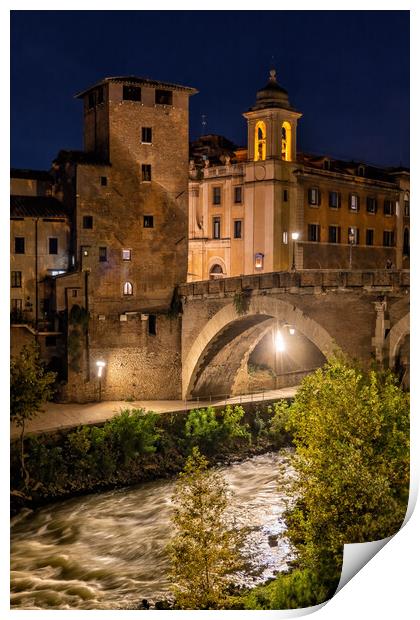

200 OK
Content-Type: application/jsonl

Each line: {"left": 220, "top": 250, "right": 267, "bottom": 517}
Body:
{"left": 178, "top": 269, "right": 410, "bottom": 298}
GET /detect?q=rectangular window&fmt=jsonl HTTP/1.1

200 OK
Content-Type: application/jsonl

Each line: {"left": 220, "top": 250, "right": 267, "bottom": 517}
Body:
{"left": 233, "top": 220, "right": 242, "bottom": 239}
{"left": 234, "top": 186, "right": 242, "bottom": 203}
{"left": 100, "top": 176, "right": 108, "bottom": 186}
{"left": 11, "top": 271, "right": 22, "bottom": 288}
{"left": 213, "top": 217, "right": 221, "bottom": 239}
{"left": 99, "top": 247, "right": 107, "bottom": 262}
{"left": 11, "top": 299, "right": 23, "bottom": 314}
{"left": 308, "top": 187, "right": 320, "bottom": 206}
{"left": 142, "top": 164, "right": 152, "bottom": 182}
{"left": 49, "top": 237, "right": 58, "bottom": 254}
{"left": 308, "top": 224, "right": 320, "bottom": 242}
{"left": 212, "top": 186, "right": 221, "bottom": 205}
{"left": 329, "top": 191, "right": 340, "bottom": 209}
{"left": 384, "top": 199, "right": 395, "bottom": 216}
{"left": 88, "top": 93, "right": 95, "bottom": 109}
{"left": 348, "top": 227, "right": 359, "bottom": 244}
{"left": 123, "top": 85, "right": 141, "bottom": 101}
{"left": 366, "top": 229, "right": 374, "bottom": 246}
{"left": 282, "top": 231, "right": 288, "bottom": 244}
{"left": 143, "top": 215, "right": 154, "bottom": 228}
{"left": 122, "top": 249, "right": 131, "bottom": 261}
{"left": 141, "top": 127, "right": 152, "bottom": 143}
{"left": 349, "top": 193, "right": 360, "bottom": 211}
{"left": 83, "top": 215, "right": 93, "bottom": 229}
{"left": 283, "top": 189, "right": 288, "bottom": 202}
{"left": 155, "top": 89, "right": 173, "bottom": 105}
{"left": 148, "top": 314, "right": 157, "bottom": 336}
{"left": 328, "top": 225, "right": 341, "bottom": 244}
{"left": 97, "top": 87, "right": 104, "bottom": 105}
{"left": 72, "top": 289, "right": 78, "bottom": 297}
{"left": 14, "top": 237, "right": 25, "bottom": 254}
{"left": 383, "top": 230, "right": 395, "bottom": 247}
{"left": 366, "top": 196, "right": 377, "bottom": 214}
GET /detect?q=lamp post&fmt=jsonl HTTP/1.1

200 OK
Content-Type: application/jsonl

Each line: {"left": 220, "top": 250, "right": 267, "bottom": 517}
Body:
{"left": 96, "top": 360, "right": 106, "bottom": 402}
{"left": 349, "top": 228, "right": 355, "bottom": 270}
{"left": 291, "top": 232, "right": 299, "bottom": 271}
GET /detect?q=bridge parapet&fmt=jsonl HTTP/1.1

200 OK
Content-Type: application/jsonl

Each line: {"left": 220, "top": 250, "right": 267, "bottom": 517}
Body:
{"left": 179, "top": 270, "right": 409, "bottom": 298}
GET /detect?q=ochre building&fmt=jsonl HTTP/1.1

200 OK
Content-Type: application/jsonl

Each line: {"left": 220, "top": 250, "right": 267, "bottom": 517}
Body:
{"left": 188, "top": 70, "right": 410, "bottom": 281}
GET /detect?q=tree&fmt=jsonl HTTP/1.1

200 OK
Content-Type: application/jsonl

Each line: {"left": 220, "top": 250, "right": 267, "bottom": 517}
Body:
{"left": 284, "top": 357, "right": 409, "bottom": 582}
{"left": 167, "top": 447, "right": 243, "bottom": 609}
{"left": 11, "top": 343, "right": 56, "bottom": 487}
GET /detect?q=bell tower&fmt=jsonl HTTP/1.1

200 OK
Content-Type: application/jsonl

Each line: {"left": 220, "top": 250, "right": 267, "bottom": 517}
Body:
{"left": 243, "top": 69, "right": 301, "bottom": 162}
{"left": 242, "top": 69, "right": 302, "bottom": 274}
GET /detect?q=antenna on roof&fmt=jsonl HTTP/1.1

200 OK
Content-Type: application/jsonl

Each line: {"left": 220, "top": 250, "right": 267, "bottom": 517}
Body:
{"left": 201, "top": 114, "right": 207, "bottom": 135}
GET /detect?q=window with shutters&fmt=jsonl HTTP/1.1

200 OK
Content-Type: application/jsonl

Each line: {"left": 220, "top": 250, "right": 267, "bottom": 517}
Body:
{"left": 308, "top": 187, "right": 320, "bottom": 206}
{"left": 366, "top": 197, "right": 377, "bottom": 214}
{"left": 142, "top": 127, "right": 152, "bottom": 143}
{"left": 308, "top": 224, "right": 320, "bottom": 242}
{"left": 212, "top": 186, "right": 221, "bottom": 205}
{"left": 328, "top": 225, "right": 341, "bottom": 244}
{"left": 384, "top": 200, "right": 395, "bottom": 216}
{"left": 366, "top": 229, "right": 374, "bottom": 246}
{"left": 348, "top": 227, "right": 359, "bottom": 244}
{"left": 329, "top": 191, "right": 340, "bottom": 209}
{"left": 11, "top": 271, "right": 22, "bottom": 288}
{"left": 349, "top": 193, "right": 360, "bottom": 211}
{"left": 383, "top": 230, "right": 395, "bottom": 247}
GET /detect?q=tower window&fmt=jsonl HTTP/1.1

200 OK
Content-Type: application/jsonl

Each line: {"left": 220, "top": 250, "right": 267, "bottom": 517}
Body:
{"left": 254, "top": 121, "right": 267, "bottom": 162}
{"left": 155, "top": 89, "right": 173, "bottom": 105}
{"left": 328, "top": 226, "right": 341, "bottom": 244}
{"left": 308, "top": 224, "right": 320, "bottom": 242}
{"left": 366, "top": 229, "right": 374, "bottom": 246}
{"left": 123, "top": 85, "right": 141, "bottom": 101}
{"left": 11, "top": 271, "right": 22, "bottom": 288}
{"left": 212, "top": 186, "right": 221, "bottom": 205}
{"left": 281, "top": 121, "right": 292, "bottom": 161}
{"left": 141, "top": 127, "right": 152, "bottom": 143}
{"left": 83, "top": 215, "right": 93, "bottom": 229}
{"left": 99, "top": 247, "right": 107, "bottom": 262}
{"left": 122, "top": 249, "right": 131, "bottom": 261}
{"left": 233, "top": 220, "right": 242, "bottom": 239}
{"left": 123, "top": 281, "right": 133, "bottom": 296}
{"left": 143, "top": 215, "right": 154, "bottom": 228}
{"left": 14, "top": 237, "right": 25, "bottom": 254}
{"left": 49, "top": 238, "right": 58, "bottom": 255}
{"left": 383, "top": 230, "right": 395, "bottom": 247}
{"left": 329, "top": 191, "right": 340, "bottom": 209}
{"left": 148, "top": 314, "right": 157, "bottom": 335}
{"left": 366, "top": 197, "right": 377, "bottom": 214}
{"left": 234, "top": 186, "right": 242, "bottom": 203}
{"left": 142, "top": 164, "right": 152, "bottom": 182}
{"left": 100, "top": 176, "right": 108, "bottom": 186}
{"left": 97, "top": 87, "right": 104, "bottom": 104}
{"left": 384, "top": 200, "right": 395, "bottom": 216}
{"left": 349, "top": 193, "right": 360, "bottom": 212}
{"left": 88, "top": 93, "right": 95, "bottom": 109}
{"left": 213, "top": 217, "right": 221, "bottom": 239}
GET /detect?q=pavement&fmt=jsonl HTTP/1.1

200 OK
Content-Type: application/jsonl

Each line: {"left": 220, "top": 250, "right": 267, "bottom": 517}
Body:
{"left": 10, "top": 386, "right": 298, "bottom": 439}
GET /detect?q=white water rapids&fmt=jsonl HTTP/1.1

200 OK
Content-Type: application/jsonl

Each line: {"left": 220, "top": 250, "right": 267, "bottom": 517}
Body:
{"left": 11, "top": 451, "right": 295, "bottom": 609}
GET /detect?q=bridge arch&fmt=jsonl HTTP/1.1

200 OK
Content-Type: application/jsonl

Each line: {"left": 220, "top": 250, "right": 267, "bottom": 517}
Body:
{"left": 182, "top": 296, "right": 338, "bottom": 398}
{"left": 386, "top": 312, "right": 410, "bottom": 369}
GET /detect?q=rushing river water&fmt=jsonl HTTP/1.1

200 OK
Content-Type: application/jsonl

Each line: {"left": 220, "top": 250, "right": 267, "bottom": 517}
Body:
{"left": 11, "top": 451, "right": 295, "bottom": 610}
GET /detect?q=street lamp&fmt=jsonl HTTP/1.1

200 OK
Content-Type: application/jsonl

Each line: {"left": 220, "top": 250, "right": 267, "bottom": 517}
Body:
{"left": 288, "top": 327, "right": 295, "bottom": 335}
{"left": 291, "top": 232, "right": 299, "bottom": 271}
{"left": 96, "top": 359, "right": 106, "bottom": 401}
{"left": 349, "top": 228, "right": 356, "bottom": 269}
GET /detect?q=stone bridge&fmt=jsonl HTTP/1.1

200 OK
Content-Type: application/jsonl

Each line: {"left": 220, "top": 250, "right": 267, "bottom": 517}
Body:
{"left": 178, "top": 270, "right": 410, "bottom": 399}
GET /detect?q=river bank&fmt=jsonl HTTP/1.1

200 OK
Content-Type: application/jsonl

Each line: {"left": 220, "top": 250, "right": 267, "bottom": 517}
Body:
{"left": 11, "top": 400, "right": 292, "bottom": 515}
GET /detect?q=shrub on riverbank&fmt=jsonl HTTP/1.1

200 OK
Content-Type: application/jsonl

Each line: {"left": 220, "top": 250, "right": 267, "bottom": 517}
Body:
{"left": 11, "top": 401, "right": 288, "bottom": 511}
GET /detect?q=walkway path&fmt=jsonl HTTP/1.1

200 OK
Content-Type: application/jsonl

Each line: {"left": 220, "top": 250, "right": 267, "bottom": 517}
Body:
{"left": 11, "top": 387, "right": 298, "bottom": 439}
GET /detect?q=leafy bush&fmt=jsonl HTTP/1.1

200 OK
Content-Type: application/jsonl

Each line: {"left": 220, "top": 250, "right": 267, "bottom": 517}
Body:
{"left": 185, "top": 405, "right": 250, "bottom": 452}
{"left": 268, "top": 401, "right": 291, "bottom": 446}
{"left": 106, "top": 409, "right": 160, "bottom": 465}
{"left": 219, "top": 405, "right": 251, "bottom": 444}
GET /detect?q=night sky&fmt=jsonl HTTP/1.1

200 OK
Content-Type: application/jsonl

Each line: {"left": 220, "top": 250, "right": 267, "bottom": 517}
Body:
{"left": 11, "top": 10, "right": 410, "bottom": 171}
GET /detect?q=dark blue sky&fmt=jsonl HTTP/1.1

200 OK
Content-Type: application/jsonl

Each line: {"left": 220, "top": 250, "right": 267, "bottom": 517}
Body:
{"left": 11, "top": 10, "right": 409, "bottom": 170}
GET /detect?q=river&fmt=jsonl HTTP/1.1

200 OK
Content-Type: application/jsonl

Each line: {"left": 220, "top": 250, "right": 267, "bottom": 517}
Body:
{"left": 11, "top": 451, "right": 295, "bottom": 609}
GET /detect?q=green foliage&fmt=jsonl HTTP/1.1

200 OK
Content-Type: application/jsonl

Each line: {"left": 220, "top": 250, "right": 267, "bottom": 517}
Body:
{"left": 10, "top": 343, "right": 56, "bottom": 487}
{"left": 106, "top": 409, "right": 160, "bottom": 465}
{"left": 284, "top": 357, "right": 410, "bottom": 577}
{"left": 243, "top": 568, "right": 334, "bottom": 609}
{"left": 185, "top": 405, "right": 250, "bottom": 452}
{"left": 232, "top": 290, "right": 250, "bottom": 316}
{"left": 168, "top": 447, "right": 243, "bottom": 609}
{"left": 268, "top": 400, "right": 291, "bottom": 446}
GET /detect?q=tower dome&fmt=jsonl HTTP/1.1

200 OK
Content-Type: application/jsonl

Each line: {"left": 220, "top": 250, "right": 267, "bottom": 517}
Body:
{"left": 250, "top": 69, "right": 293, "bottom": 111}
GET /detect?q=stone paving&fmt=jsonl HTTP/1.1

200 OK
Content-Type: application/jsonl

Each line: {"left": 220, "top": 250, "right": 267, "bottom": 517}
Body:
{"left": 10, "top": 386, "right": 298, "bottom": 439}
